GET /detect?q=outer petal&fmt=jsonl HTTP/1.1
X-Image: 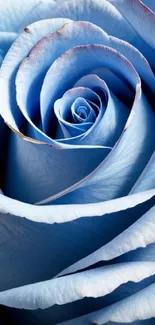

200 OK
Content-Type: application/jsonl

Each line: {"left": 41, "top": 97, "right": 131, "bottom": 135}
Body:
{"left": 51, "top": 0, "right": 155, "bottom": 68}
{"left": 0, "top": 191, "right": 154, "bottom": 289}
{"left": 0, "top": 0, "right": 58, "bottom": 32}
{"left": 0, "top": 262, "right": 154, "bottom": 309}
{"left": 0, "top": 0, "right": 59, "bottom": 61}
{"left": 130, "top": 151, "right": 155, "bottom": 194}
{"left": 107, "top": 0, "right": 155, "bottom": 51}
{"left": 1, "top": 22, "right": 155, "bottom": 204}
{"left": 3, "top": 132, "right": 109, "bottom": 203}
{"left": 0, "top": 18, "right": 72, "bottom": 131}
{"left": 54, "top": 77, "right": 129, "bottom": 146}
{"left": 51, "top": 0, "right": 142, "bottom": 41}
{"left": 58, "top": 204, "right": 155, "bottom": 276}
{"left": 37, "top": 45, "right": 155, "bottom": 204}
{"left": 0, "top": 193, "right": 155, "bottom": 324}
{"left": 1, "top": 189, "right": 155, "bottom": 224}
{"left": 55, "top": 283, "right": 155, "bottom": 324}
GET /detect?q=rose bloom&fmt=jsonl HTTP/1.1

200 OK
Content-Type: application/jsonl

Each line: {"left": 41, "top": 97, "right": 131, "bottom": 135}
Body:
{"left": 1, "top": 0, "right": 155, "bottom": 324}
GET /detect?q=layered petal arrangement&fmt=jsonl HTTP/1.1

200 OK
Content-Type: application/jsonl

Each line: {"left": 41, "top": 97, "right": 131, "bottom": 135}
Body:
{"left": 0, "top": 0, "right": 155, "bottom": 324}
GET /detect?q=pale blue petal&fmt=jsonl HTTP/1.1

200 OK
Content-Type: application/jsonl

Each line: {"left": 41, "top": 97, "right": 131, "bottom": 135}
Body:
{"left": 3, "top": 132, "right": 110, "bottom": 203}
{"left": 71, "top": 74, "right": 129, "bottom": 147}
{"left": 15, "top": 20, "right": 155, "bottom": 143}
{"left": 37, "top": 45, "right": 155, "bottom": 204}
{"left": 0, "top": 192, "right": 154, "bottom": 289}
{"left": 107, "top": 0, "right": 155, "bottom": 66}
{"left": 107, "top": 36, "right": 155, "bottom": 93}
{"left": 15, "top": 21, "right": 111, "bottom": 139}
{"left": 52, "top": 0, "right": 155, "bottom": 68}
{"left": 55, "top": 283, "right": 155, "bottom": 324}
{"left": 0, "top": 192, "right": 155, "bottom": 323}
{"left": 52, "top": 0, "right": 140, "bottom": 40}
{"left": 0, "top": 194, "right": 121, "bottom": 289}
{"left": 1, "top": 189, "right": 155, "bottom": 224}
{"left": 54, "top": 87, "right": 102, "bottom": 139}
{"left": 0, "top": 262, "right": 154, "bottom": 309}
{"left": 40, "top": 29, "right": 154, "bottom": 134}
{"left": 59, "top": 204, "right": 155, "bottom": 276}
{"left": 1, "top": 20, "right": 154, "bottom": 145}
{"left": 130, "top": 151, "right": 155, "bottom": 194}
{"left": 0, "top": 18, "right": 71, "bottom": 131}
{"left": 0, "top": 0, "right": 57, "bottom": 32}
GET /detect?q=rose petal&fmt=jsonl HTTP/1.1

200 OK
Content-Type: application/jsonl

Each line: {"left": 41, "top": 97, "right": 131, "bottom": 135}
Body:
{"left": 0, "top": 193, "right": 154, "bottom": 324}
{"left": 68, "top": 74, "right": 129, "bottom": 147}
{"left": 1, "top": 189, "right": 155, "bottom": 224}
{"left": 37, "top": 45, "right": 155, "bottom": 204}
{"left": 20, "top": 21, "right": 155, "bottom": 140}
{"left": 54, "top": 87, "right": 102, "bottom": 140}
{"left": 0, "top": 262, "right": 154, "bottom": 309}
{"left": 130, "top": 151, "right": 155, "bottom": 194}
{"left": 107, "top": 0, "right": 155, "bottom": 66}
{"left": 0, "top": 18, "right": 71, "bottom": 131}
{"left": 55, "top": 282, "right": 155, "bottom": 324}
{"left": 0, "top": 0, "right": 57, "bottom": 32}
{"left": 0, "top": 191, "right": 154, "bottom": 288}
{"left": 52, "top": 0, "right": 155, "bottom": 68}
{"left": 59, "top": 204, "right": 155, "bottom": 276}
{"left": 3, "top": 132, "right": 109, "bottom": 203}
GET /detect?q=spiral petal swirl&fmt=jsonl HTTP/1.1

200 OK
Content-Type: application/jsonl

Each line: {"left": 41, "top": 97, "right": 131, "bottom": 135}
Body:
{"left": 1, "top": 0, "right": 155, "bottom": 324}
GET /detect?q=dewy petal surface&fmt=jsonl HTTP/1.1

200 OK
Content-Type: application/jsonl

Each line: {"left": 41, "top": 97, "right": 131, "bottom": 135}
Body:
{"left": 0, "top": 18, "right": 72, "bottom": 131}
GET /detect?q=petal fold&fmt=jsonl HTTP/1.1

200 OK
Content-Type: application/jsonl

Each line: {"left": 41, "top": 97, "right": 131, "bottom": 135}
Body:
{"left": 0, "top": 262, "right": 155, "bottom": 309}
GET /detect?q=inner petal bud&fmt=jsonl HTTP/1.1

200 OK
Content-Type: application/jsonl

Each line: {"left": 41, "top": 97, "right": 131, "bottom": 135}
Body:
{"left": 71, "top": 98, "right": 97, "bottom": 123}
{"left": 54, "top": 87, "right": 104, "bottom": 139}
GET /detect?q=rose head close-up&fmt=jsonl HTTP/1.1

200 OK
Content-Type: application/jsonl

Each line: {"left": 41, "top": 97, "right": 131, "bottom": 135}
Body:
{"left": 1, "top": 0, "right": 155, "bottom": 324}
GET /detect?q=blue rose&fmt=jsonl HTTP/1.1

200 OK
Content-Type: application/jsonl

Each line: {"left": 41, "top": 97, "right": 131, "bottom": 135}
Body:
{"left": 1, "top": 0, "right": 155, "bottom": 324}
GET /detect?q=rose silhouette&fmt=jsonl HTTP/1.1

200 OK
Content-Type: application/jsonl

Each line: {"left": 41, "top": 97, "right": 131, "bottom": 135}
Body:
{"left": 1, "top": 0, "right": 155, "bottom": 324}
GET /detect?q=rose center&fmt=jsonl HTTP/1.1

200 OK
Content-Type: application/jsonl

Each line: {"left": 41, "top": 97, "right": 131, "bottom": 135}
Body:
{"left": 54, "top": 86, "right": 104, "bottom": 140}
{"left": 71, "top": 98, "right": 97, "bottom": 124}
